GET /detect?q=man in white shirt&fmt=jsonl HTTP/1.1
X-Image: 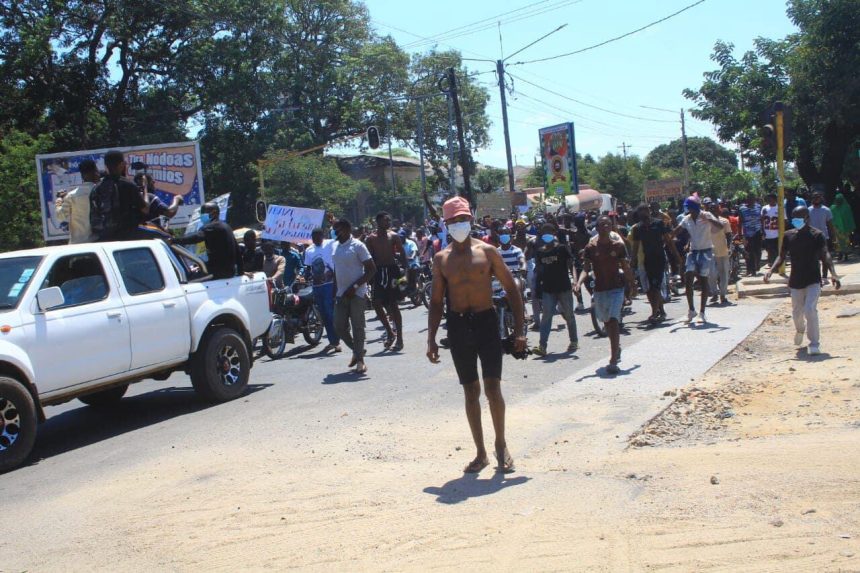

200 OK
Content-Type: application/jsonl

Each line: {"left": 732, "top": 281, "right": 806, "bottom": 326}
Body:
{"left": 54, "top": 159, "right": 100, "bottom": 243}
{"left": 672, "top": 196, "right": 725, "bottom": 324}
{"left": 705, "top": 200, "right": 733, "bottom": 305}
{"left": 331, "top": 218, "right": 376, "bottom": 374}
{"left": 304, "top": 228, "right": 340, "bottom": 353}
{"left": 761, "top": 192, "right": 780, "bottom": 267}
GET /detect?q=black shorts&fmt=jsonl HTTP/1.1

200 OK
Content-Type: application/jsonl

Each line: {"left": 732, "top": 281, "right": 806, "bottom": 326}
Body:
{"left": 644, "top": 260, "right": 665, "bottom": 292}
{"left": 373, "top": 265, "right": 402, "bottom": 305}
{"left": 447, "top": 308, "right": 503, "bottom": 385}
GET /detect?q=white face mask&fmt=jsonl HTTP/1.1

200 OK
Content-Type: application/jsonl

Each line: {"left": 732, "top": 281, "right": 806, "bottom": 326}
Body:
{"left": 447, "top": 221, "right": 472, "bottom": 243}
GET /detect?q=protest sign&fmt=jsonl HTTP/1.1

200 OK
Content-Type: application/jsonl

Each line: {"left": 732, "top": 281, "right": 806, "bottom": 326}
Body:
{"left": 261, "top": 205, "right": 325, "bottom": 244}
{"left": 539, "top": 123, "right": 579, "bottom": 198}
{"left": 36, "top": 141, "right": 205, "bottom": 241}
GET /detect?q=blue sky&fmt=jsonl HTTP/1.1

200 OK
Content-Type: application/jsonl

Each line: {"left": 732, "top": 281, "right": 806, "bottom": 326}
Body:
{"left": 362, "top": 0, "right": 798, "bottom": 169}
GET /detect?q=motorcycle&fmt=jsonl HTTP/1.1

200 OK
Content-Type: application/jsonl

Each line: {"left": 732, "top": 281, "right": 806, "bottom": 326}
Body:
{"left": 262, "top": 283, "right": 324, "bottom": 359}
{"left": 492, "top": 270, "right": 527, "bottom": 340}
{"left": 730, "top": 237, "right": 745, "bottom": 283}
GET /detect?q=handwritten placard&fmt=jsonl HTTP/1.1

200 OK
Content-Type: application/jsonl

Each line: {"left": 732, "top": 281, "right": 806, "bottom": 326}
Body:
{"left": 261, "top": 204, "right": 325, "bottom": 244}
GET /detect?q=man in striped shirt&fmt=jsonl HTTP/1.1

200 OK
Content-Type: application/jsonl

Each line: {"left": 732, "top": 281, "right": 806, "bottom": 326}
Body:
{"left": 498, "top": 225, "right": 528, "bottom": 322}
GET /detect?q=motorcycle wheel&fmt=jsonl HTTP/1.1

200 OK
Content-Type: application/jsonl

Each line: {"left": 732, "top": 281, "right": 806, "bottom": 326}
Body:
{"left": 263, "top": 316, "right": 287, "bottom": 360}
{"left": 422, "top": 282, "right": 432, "bottom": 309}
{"left": 303, "top": 305, "right": 324, "bottom": 346}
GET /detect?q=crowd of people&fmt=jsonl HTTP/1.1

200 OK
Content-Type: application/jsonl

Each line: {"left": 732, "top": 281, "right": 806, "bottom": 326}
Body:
{"left": 53, "top": 150, "right": 856, "bottom": 473}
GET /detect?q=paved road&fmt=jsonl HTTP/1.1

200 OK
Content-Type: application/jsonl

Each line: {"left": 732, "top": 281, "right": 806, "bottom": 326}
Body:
{"left": 1, "top": 290, "right": 778, "bottom": 570}
{"left": 4, "top": 295, "right": 662, "bottom": 484}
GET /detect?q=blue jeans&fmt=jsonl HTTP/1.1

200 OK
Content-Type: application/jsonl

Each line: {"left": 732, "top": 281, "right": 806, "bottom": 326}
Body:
{"left": 539, "top": 290, "right": 578, "bottom": 348}
{"left": 313, "top": 282, "right": 339, "bottom": 346}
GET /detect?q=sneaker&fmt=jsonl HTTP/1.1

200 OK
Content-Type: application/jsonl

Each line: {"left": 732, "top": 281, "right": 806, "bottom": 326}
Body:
{"left": 532, "top": 346, "right": 547, "bottom": 357}
{"left": 709, "top": 295, "right": 719, "bottom": 304}
{"left": 567, "top": 341, "right": 579, "bottom": 353}
{"left": 794, "top": 331, "right": 804, "bottom": 346}
{"left": 808, "top": 344, "right": 821, "bottom": 356}
{"left": 686, "top": 309, "right": 697, "bottom": 323}
{"left": 696, "top": 312, "right": 707, "bottom": 324}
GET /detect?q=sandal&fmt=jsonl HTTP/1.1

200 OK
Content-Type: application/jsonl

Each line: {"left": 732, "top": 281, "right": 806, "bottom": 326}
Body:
{"left": 494, "top": 447, "right": 516, "bottom": 474}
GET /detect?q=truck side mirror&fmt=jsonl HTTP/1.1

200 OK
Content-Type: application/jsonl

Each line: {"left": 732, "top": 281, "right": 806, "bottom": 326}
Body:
{"left": 36, "top": 286, "right": 65, "bottom": 312}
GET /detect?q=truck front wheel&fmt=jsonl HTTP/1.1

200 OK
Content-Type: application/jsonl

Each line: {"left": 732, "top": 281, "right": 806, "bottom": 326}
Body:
{"left": 0, "top": 376, "right": 37, "bottom": 473}
{"left": 190, "top": 327, "right": 250, "bottom": 402}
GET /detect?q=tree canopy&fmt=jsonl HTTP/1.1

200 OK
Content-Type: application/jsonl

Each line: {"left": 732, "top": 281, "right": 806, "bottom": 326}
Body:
{"left": 0, "top": 0, "right": 491, "bottom": 247}
{"left": 683, "top": 0, "right": 860, "bottom": 198}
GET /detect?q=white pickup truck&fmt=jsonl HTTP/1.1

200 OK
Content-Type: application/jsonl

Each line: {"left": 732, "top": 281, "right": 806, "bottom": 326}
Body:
{"left": 0, "top": 240, "right": 271, "bottom": 472}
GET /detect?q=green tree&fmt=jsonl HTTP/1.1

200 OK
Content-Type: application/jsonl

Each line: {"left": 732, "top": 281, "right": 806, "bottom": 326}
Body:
{"left": 0, "top": 130, "right": 54, "bottom": 250}
{"left": 645, "top": 137, "right": 737, "bottom": 173}
{"left": 684, "top": 0, "right": 860, "bottom": 199}
{"left": 475, "top": 167, "right": 507, "bottom": 193}
{"left": 591, "top": 154, "right": 646, "bottom": 206}
{"left": 261, "top": 154, "right": 359, "bottom": 216}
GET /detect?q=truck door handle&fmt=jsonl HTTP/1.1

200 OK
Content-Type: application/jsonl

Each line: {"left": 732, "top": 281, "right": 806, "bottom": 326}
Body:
{"left": 162, "top": 301, "right": 177, "bottom": 308}
{"left": 106, "top": 311, "right": 123, "bottom": 319}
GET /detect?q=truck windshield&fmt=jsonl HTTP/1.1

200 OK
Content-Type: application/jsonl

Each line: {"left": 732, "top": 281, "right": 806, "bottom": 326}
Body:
{"left": 0, "top": 256, "right": 43, "bottom": 310}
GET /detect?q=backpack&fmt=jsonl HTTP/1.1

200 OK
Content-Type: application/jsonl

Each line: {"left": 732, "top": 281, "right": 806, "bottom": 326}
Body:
{"left": 89, "top": 177, "right": 121, "bottom": 241}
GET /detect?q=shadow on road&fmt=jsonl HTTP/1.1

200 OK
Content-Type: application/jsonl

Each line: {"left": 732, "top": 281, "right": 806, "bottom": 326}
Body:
{"left": 322, "top": 371, "right": 369, "bottom": 384}
{"left": 423, "top": 472, "right": 530, "bottom": 504}
{"left": 575, "top": 364, "right": 641, "bottom": 382}
{"left": 794, "top": 348, "right": 835, "bottom": 362}
{"left": 26, "top": 384, "right": 271, "bottom": 469}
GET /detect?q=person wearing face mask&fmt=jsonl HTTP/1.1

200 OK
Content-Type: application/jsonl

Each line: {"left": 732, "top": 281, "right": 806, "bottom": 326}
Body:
{"left": 671, "top": 196, "right": 725, "bottom": 324}
{"left": 331, "top": 218, "right": 376, "bottom": 374}
{"left": 260, "top": 241, "right": 286, "bottom": 288}
{"left": 807, "top": 191, "right": 835, "bottom": 281}
{"left": 532, "top": 223, "right": 578, "bottom": 357}
{"left": 497, "top": 226, "right": 528, "bottom": 323}
{"left": 426, "top": 196, "right": 525, "bottom": 475}
{"left": 175, "top": 202, "right": 243, "bottom": 279}
{"left": 764, "top": 206, "right": 840, "bottom": 356}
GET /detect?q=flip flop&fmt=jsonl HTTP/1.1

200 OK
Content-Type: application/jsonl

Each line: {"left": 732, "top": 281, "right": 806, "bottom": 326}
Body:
{"left": 494, "top": 448, "right": 516, "bottom": 474}
{"left": 463, "top": 458, "right": 489, "bottom": 474}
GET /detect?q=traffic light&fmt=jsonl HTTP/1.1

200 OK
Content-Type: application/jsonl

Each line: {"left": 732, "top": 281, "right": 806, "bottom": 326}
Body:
{"left": 255, "top": 200, "right": 267, "bottom": 223}
{"left": 367, "top": 126, "right": 380, "bottom": 149}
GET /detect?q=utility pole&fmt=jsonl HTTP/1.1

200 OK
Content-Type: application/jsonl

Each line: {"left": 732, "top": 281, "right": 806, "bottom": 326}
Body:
{"left": 447, "top": 67, "right": 474, "bottom": 208}
{"left": 641, "top": 105, "right": 693, "bottom": 191}
{"left": 680, "top": 108, "right": 690, "bottom": 192}
{"left": 618, "top": 142, "right": 631, "bottom": 160}
{"left": 497, "top": 59, "right": 516, "bottom": 194}
{"left": 447, "top": 94, "right": 456, "bottom": 195}
{"left": 490, "top": 24, "right": 567, "bottom": 197}
{"left": 415, "top": 98, "right": 428, "bottom": 198}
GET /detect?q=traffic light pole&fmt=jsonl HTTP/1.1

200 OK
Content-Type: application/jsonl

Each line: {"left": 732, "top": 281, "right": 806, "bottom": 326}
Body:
{"left": 775, "top": 101, "right": 787, "bottom": 275}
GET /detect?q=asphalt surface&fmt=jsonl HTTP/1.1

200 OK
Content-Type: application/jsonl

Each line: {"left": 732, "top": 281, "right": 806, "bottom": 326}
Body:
{"left": 2, "top": 293, "right": 666, "bottom": 484}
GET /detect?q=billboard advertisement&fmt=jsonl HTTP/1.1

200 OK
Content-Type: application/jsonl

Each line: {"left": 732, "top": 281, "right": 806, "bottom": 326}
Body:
{"left": 539, "top": 122, "right": 579, "bottom": 198}
{"left": 36, "top": 141, "right": 205, "bottom": 241}
{"left": 644, "top": 178, "right": 685, "bottom": 203}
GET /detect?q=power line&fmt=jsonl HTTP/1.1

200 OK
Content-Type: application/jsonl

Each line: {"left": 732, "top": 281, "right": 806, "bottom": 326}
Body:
{"left": 398, "top": 0, "right": 582, "bottom": 51}
{"left": 509, "top": 74, "right": 677, "bottom": 123}
{"left": 509, "top": 0, "right": 707, "bottom": 66}
{"left": 395, "top": 0, "right": 552, "bottom": 48}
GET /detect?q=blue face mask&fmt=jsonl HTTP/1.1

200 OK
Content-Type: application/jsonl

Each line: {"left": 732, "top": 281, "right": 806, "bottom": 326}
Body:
{"left": 200, "top": 213, "right": 211, "bottom": 224}
{"left": 791, "top": 218, "right": 806, "bottom": 230}
{"left": 541, "top": 233, "right": 555, "bottom": 244}
{"left": 499, "top": 234, "right": 511, "bottom": 245}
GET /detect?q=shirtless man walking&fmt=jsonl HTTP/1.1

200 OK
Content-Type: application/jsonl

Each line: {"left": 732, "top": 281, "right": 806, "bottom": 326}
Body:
{"left": 427, "top": 197, "right": 526, "bottom": 474}
{"left": 366, "top": 211, "right": 408, "bottom": 350}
